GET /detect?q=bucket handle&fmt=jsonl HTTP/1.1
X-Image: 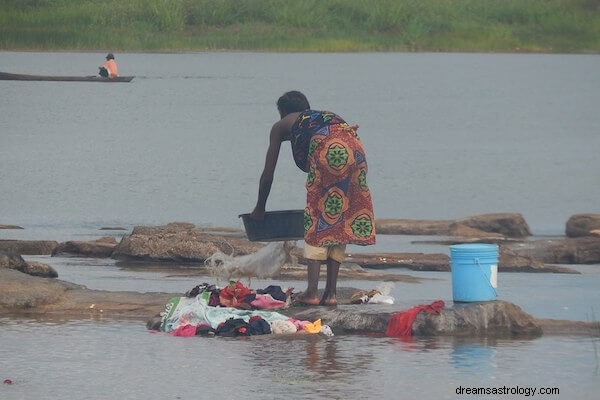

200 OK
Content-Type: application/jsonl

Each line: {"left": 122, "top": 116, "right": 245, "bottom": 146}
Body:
{"left": 475, "top": 258, "right": 498, "bottom": 297}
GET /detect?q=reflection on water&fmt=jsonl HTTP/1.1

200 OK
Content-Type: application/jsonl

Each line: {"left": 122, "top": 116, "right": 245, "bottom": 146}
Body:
{"left": 449, "top": 338, "right": 498, "bottom": 371}
{"left": 1, "top": 317, "right": 599, "bottom": 400}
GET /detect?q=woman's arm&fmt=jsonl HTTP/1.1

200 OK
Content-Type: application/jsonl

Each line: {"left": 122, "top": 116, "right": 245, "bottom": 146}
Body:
{"left": 250, "top": 120, "right": 286, "bottom": 219}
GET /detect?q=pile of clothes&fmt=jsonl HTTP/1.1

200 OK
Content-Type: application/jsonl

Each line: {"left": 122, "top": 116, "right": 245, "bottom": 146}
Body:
{"left": 159, "top": 281, "right": 334, "bottom": 338}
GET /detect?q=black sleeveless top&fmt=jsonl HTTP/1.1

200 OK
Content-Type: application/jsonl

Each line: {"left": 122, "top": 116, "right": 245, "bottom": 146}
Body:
{"left": 290, "top": 110, "right": 347, "bottom": 172}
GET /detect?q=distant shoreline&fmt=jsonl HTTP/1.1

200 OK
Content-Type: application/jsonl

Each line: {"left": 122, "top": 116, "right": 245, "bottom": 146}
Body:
{"left": 1, "top": 0, "right": 599, "bottom": 54}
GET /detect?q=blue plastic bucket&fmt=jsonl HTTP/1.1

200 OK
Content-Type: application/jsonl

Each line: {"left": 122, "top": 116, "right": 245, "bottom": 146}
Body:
{"left": 450, "top": 243, "right": 498, "bottom": 302}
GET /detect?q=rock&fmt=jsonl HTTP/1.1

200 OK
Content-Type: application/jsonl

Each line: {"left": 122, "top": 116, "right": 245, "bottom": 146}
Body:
{"left": 411, "top": 301, "right": 542, "bottom": 337}
{"left": 376, "top": 219, "right": 453, "bottom": 235}
{"left": 340, "top": 247, "right": 577, "bottom": 274}
{"left": 0, "top": 240, "right": 58, "bottom": 255}
{"left": 0, "top": 224, "right": 24, "bottom": 229}
{"left": 1, "top": 269, "right": 594, "bottom": 337}
{"left": 20, "top": 260, "right": 58, "bottom": 278}
{"left": 0, "top": 268, "right": 174, "bottom": 317}
{"left": 287, "top": 301, "right": 542, "bottom": 338}
{"left": 0, "top": 252, "right": 58, "bottom": 278}
{"left": 510, "top": 237, "right": 600, "bottom": 264}
{"left": 52, "top": 237, "right": 118, "bottom": 258}
{"left": 535, "top": 318, "right": 600, "bottom": 336}
{"left": 448, "top": 223, "right": 506, "bottom": 240}
{"left": 454, "top": 213, "right": 531, "bottom": 238}
{"left": 375, "top": 213, "right": 530, "bottom": 238}
{"left": 565, "top": 214, "right": 600, "bottom": 237}
{"left": 276, "top": 263, "right": 421, "bottom": 282}
{"left": 344, "top": 252, "right": 450, "bottom": 271}
{"left": 498, "top": 247, "right": 579, "bottom": 274}
{"left": 112, "top": 222, "right": 263, "bottom": 263}
{"left": 0, "top": 252, "right": 28, "bottom": 270}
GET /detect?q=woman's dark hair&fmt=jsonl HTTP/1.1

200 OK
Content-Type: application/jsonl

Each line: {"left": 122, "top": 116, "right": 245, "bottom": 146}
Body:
{"left": 277, "top": 91, "right": 310, "bottom": 116}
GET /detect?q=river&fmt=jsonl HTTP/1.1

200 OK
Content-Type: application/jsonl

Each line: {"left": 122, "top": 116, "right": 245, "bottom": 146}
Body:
{"left": 1, "top": 51, "right": 599, "bottom": 399}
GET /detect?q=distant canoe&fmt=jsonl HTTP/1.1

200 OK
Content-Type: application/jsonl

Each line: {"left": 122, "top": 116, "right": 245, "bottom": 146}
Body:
{"left": 0, "top": 71, "right": 134, "bottom": 82}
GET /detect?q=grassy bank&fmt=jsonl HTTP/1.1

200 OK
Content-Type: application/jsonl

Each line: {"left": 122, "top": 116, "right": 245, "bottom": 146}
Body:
{"left": 1, "top": 0, "right": 599, "bottom": 53}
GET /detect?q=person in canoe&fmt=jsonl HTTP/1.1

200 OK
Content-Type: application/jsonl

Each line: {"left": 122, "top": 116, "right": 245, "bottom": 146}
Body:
{"left": 99, "top": 53, "right": 119, "bottom": 78}
{"left": 250, "top": 90, "right": 376, "bottom": 306}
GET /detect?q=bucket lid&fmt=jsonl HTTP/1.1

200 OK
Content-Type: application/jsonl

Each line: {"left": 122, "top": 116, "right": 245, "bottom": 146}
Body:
{"left": 449, "top": 243, "right": 498, "bottom": 252}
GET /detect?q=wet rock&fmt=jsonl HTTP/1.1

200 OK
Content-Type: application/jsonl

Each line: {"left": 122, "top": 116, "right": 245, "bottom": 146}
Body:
{"left": 52, "top": 237, "right": 118, "bottom": 258}
{"left": 0, "top": 252, "right": 58, "bottom": 278}
{"left": 411, "top": 301, "right": 542, "bottom": 337}
{"left": 0, "top": 240, "right": 58, "bottom": 255}
{"left": 376, "top": 213, "right": 531, "bottom": 238}
{"left": 565, "top": 214, "right": 600, "bottom": 237}
{"left": 287, "top": 300, "right": 542, "bottom": 338}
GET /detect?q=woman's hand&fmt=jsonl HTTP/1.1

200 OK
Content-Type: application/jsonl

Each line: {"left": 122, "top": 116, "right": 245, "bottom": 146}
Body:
{"left": 249, "top": 207, "right": 265, "bottom": 221}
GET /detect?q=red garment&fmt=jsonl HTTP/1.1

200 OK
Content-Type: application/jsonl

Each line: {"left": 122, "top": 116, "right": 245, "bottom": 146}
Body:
{"left": 385, "top": 300, "right": 445, "bottom": 337}
{"left": 172, "top": 324, "right": 197, "bottom": 337}
{"left": 219, "top": 281, "right": 252, "bottom": 307}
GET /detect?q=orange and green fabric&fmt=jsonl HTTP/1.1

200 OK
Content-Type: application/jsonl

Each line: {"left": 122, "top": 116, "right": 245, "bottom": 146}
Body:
{"left": 290, "top": 110, "right": 376, "bottom": 248}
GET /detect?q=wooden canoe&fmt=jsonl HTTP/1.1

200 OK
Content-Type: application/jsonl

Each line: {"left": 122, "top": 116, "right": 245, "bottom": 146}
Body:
{"left": 0, "top": 71, "right": 134, "bottom": 82}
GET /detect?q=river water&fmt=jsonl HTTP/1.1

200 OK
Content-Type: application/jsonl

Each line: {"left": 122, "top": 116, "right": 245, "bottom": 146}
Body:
{"left": 1, "top": 52, "right": 600, "bottom": 399}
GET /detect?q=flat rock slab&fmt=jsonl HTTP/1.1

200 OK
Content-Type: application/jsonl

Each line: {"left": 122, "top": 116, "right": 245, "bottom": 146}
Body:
{"left": 2, "top": 269, "right": 596, "bottom": 337}
{"left": 0, "top": 240, "right": 58, "bottom": 255}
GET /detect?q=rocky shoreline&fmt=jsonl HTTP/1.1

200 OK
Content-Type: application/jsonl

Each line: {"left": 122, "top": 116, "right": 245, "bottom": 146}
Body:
{"left": 1, "top": 268, "right": 598, "bottom": 338}
{"left": 1, "top": 212, "right": 599, "bottom": 338}
{"left": 2, "top": 213, "right": 599, "bottom": 279}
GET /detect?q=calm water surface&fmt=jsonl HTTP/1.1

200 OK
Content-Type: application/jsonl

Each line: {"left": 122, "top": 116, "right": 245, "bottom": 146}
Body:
{"left": 1, "top": 52, "right": 600, "bottom": 399}
{"left": 1, "top": 51, "right": 600, "bottom": 236}
{"left": 1, "top": 257, "right": 599, "bottom": 399}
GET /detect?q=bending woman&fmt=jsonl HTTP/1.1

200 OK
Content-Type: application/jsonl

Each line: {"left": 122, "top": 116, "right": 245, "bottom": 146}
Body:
{"left": 251, "top": 90, "right": 376, "bottom": 306}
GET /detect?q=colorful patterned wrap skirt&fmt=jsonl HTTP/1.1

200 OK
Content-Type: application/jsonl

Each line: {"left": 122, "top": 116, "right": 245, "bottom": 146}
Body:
{"left": 302, "top": 122, "right": 376, "bottom": 247}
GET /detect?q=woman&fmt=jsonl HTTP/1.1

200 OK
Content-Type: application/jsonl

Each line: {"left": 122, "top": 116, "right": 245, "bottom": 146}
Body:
{"left": 251, "top": 91, "right": 376, "bottom": 306}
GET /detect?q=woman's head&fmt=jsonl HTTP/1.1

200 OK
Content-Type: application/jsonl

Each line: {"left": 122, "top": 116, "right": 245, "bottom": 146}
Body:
{"left": 277, "top": 91, "right": 310, "bottom": 117}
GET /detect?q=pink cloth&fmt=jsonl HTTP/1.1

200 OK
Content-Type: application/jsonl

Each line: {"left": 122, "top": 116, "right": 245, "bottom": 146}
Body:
{"left": 172, "top": 324, "right": 197, "bottom": 337}
{"left": 288, "top": 318, "right": 310, "bottom": 330}
{"left": 385, "top": 300, "right": 445, "bottom": 337}
{"left": 251, "top": 294, "right": 286, "bottom": 310}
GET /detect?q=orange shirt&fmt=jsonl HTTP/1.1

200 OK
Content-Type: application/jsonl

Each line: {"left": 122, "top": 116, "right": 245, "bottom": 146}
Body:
{"left": 102, "top": 59, "right": 119, "bottom": 77}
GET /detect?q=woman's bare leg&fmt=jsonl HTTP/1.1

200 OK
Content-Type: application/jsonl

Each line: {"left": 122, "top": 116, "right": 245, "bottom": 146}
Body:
{"left": 295, "top": 259, "right": 321, "bottom": 305}
{"left": 320, "top": 258, "right": 340, "bottom": 306}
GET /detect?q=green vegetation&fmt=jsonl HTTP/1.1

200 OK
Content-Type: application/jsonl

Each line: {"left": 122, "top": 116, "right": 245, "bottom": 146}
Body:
{"left": 1, "top": 0, "right": 599, "bottom": 52}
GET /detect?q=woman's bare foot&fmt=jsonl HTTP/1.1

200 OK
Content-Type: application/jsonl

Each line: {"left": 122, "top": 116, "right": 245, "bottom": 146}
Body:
{"left": 294, "top": 293, "right": 320, "bottom": 306}
{"left": 319, "top": 296, "right": 337, "bottom": 306}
